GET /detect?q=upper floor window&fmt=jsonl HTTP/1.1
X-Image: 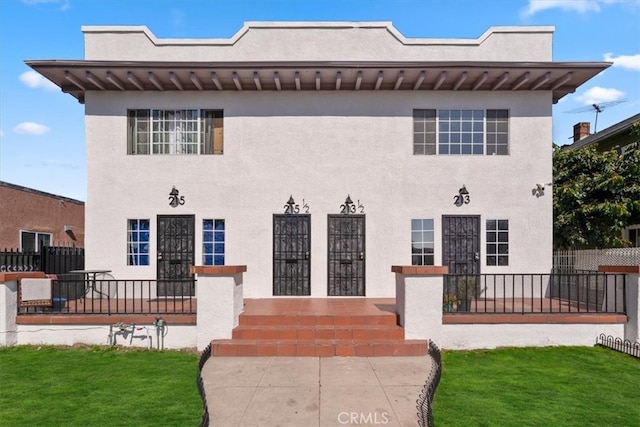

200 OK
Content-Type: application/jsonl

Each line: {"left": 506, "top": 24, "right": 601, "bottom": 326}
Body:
{"left": 127, "top": 109, "right": 223, "bottom": 155}
{"left": 413, "top": 109, "right": 509, "bottom": 155}
{"left": 20, "top": 231, "right": 51, "bottom": 252}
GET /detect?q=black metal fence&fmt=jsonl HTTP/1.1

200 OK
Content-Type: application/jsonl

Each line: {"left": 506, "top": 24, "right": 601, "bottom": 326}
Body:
{"left": 19, "top": 276, "right": 196, "bottom": 315}
{"left": 0, "top": 246, "right": 84, "bottom": 274}
{"left": 197, "top": 343, "right": 212, "bottom": 427}
{"left": 443, "top": 273, "right": 626, "bottom": 314}
{"left": 417, "top": 340, "right": 443, "bottom": 427}
{"left": 596, "top": 334, "right": 640, "bottom": 358}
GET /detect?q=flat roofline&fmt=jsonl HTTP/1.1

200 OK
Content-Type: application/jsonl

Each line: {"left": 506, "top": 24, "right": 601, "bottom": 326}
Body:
{"left": 0, "top": 181, "right": 84, "bottom": 205}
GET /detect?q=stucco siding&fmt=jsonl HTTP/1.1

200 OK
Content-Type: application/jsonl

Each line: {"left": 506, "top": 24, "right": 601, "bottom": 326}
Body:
{"left": 84, "top": 89, "right": 552, "bottom": 297}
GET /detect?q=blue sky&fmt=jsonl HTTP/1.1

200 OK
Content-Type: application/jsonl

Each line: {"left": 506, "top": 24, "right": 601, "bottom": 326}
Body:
{"left": 0, "top": 0, "right": 638, "bottom": 201}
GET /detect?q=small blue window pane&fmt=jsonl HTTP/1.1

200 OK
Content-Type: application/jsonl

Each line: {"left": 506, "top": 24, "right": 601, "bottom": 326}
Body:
{"left": 204, "top": 255, "right": 213, "bottom": 266}
{"left": 214, "top": 231, "right": 225, "bottom": 242}
{"left": 204, "top": 243, "right": 213, "bottom": 253}
{"left": 203, "top": 220, "right": 214, "bottom": 230}
{"left": 140, "top": 232, "right": 149, "bottom": 242}
{"left": 411, "top": 219, "right": 421, "bottom": 230}
{"left": 130, "top": 220, "right": 138, "bottom": 231}
{"left": 131, "top": 233, "right": 139, "bottom": 242}
{"left": 139, "top": 220, "right": 150, "bottom": 230}
{"left": 140, "top": 255, "right": 149, "bottom": 265}
{"left": 215, "top": 219, "right": 225, "bottom": 230}
{"left": 214, "top": 255, "right": 225, "bottom": 265}
{"left": 214, "top": 243, "right": 225, "bottom": 253}
{"left": 203, "top": 231, "right": 213, "bottom": 241}
{"left": 141, "top": 243, "right": 149, "bottom": 253}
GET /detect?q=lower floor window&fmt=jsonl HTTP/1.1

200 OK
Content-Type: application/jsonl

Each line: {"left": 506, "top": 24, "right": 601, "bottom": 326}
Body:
{"left": 20, "top": 231, "right": 51, "bottom": 252}
{"left": 486, "top": 219, "right": 509, "bottom": 266}
{"left": 127, "top": 219, "right": 150, "bottom": 265}
{"left": 203, "top": 219, "right": 225, "bottom": 265}
{"left": 411, "top": 219, "right": 434, "bottom": 265}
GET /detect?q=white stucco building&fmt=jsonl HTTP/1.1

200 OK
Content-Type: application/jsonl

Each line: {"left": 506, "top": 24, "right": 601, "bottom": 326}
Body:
{"left": 28, "top": 22, "right": 609, "bottom": 299}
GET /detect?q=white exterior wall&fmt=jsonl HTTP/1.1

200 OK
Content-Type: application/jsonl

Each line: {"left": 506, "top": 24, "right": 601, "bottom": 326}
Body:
{"left": 82, "top": 23, "right": 554, "bottom": 62}
{"left": 85, "top": 89, "right": 552, "bottom": 297}
{"left": 442, "top": 323, "right": 624, "bottom": 350}
{"left": 17, "top": 324, "right": 196, "bottom": 349}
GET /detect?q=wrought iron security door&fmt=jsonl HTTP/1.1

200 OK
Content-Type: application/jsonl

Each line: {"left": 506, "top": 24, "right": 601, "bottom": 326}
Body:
{"left": 328, "top": 214, "right": 366, "bottom": 296}
{"left": 157, "top": 215, "right": 195, "bottom": 297}
{"left": 273, "top": 214, "right": 311, "bottom": 295}
{"left": 442, "top": 215, "right": 480, "bottom": 300}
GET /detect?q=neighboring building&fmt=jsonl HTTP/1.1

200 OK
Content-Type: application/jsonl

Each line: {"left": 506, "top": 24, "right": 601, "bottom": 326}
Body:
{"left": 565, "top": 113, "right": 640, "bottom": 247}
{"left": 0, "top": 181, "right": 85, "bottom": 250}
{"left": 27, "top": 22, "right": 608, "bottom": 298}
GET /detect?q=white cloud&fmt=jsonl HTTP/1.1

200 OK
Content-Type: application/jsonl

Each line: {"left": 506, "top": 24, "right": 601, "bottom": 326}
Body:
{"left": 575, "top": 86, "right": 626, "bottom": 105}
{"left": 520, "top": 0, "right": 639, "bottom": 17}
{"left": 41, "top": 160, "right": 79, "bottom": 169}
{"left": 603, "top": 53, "right": 640, "bottom": 71}
{"left": 14, "top": 122, "right": 50, "bottom": 135}
{"left": 19, "top": 70, "right": 58, "bottom": 90}
{"left": 21, "top": 0, "right": 70, "bottom": 11}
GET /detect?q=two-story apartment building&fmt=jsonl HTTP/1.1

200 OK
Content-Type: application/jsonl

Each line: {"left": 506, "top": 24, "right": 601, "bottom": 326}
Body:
{"left": 27, "top": 22, "right": 608, "bottom": 298}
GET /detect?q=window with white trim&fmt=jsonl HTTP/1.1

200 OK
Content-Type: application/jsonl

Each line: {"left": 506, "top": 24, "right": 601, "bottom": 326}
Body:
{"left": 486, "top": 219, "right": 509, "bottom": 266}
{"left": 203, "top": 219, "right": 225, "bottom": 265}
{"left": 127, "top": 219, "right": 150, "bottom": 266}
{"left": 127, "top": 109, "right": 223, "bottom": 155}
{"left": 413, "top": 109, "right": 509, "bottom": 155}
{"left": 20, "top": 231, "right": 51, "bottom": 252}
{"left": 411, "top": 219, "right": 434, "bottom": 266}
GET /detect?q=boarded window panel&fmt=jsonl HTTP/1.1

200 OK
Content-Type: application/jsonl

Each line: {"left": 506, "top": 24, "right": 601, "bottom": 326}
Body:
{"left": 213, "top": 111, "right": 224, "bottom": 154}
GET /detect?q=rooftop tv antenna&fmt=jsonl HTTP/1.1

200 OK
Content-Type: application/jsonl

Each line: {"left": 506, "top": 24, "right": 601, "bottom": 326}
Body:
{"left": 564, "top": 100, "right": 627, "bottom": 133}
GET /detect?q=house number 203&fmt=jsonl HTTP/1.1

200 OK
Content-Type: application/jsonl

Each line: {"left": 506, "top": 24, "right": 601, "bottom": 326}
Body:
{"left": 453, "top": 194, "right": 470, "bottom": 206}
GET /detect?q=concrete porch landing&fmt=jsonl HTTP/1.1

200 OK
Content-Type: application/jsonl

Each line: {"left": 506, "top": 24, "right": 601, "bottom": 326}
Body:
{"left": 211, "top": 298, "right": 428, "bottom": 357}
{"left": 201, "top": 355, "right": 432, "bottom": 426}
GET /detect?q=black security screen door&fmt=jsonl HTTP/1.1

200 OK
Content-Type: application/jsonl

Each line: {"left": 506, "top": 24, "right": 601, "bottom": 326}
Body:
{"left": 328, "top": 214, "right": 365, "bottom": 296}
{"left": 442, "top": 215, "right": 480, "bottom": 300}
{"left": 273, "top": 214, "right": 311, "bottom": 295}
{"left": 157, "top": 215, "right": 195, "bottom": 297}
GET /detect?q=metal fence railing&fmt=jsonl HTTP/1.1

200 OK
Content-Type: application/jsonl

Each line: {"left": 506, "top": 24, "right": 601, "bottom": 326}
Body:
{"left": 0, "top": 246, "right": 84, "bottom": 274}
{"left": 443, "top": 273, "right": 626, "bottom": 314}
{"left": 19, "top": 276, "right": 196, "bottom": 315}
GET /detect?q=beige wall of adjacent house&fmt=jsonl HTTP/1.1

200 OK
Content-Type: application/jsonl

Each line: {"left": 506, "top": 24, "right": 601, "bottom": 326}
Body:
{"left": 83, "top": 89, "right": 553, "bottom": 297}
{"left": 0, "top": 183, "right": 85, "bottom": 249}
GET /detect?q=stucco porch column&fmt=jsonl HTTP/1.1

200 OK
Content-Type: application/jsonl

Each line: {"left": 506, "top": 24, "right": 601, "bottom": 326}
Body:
{"left": 0, "top": 272, "right": 47, "bottom": 346}
{"left": 599, "top": 265, "right": 640, "bottom": 343}
{"left": 191, "top": 265, "right": 246, "bottom": 351}
{"left": 392, "top": 266, "right": 448, "bottom": 343}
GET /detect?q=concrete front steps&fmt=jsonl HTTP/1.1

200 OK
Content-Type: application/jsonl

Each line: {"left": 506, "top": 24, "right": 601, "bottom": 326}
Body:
{"left": 210, "top": 310, "right": 428, "bottom": 357}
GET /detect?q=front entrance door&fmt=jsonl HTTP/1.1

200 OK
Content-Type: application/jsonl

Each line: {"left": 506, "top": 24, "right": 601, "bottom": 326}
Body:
{"left": 273, "top": 214, "right": 311, "bottom": 295}
{"left": 442, "top": 215, "right": 480, "bottom": 301}
{"left": 157, "top": 215, "right": 195, "bottom": 297}
{"left": 328, "top": 214, "right": 365, "bottom": 296}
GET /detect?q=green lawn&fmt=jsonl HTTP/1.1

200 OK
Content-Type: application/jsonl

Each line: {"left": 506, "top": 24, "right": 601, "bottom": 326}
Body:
{"left": 0, "top": 346, "right": 200, "bottom": 427}
{"left": 435, "top": 346, "right": 640, "bottom": 427}
{"left": 0, "top": 345, "right": 637, "bottom": 426}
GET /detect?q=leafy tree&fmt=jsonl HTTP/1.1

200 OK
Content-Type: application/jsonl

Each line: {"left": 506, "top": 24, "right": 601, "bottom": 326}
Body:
{"left": 553, "top": 142, "right": 640, "bottom": 249}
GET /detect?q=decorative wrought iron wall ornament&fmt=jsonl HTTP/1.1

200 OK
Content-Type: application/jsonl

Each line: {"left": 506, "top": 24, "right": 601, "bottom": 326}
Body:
{"left": 168, "top": 186, "right": 185, "bottom": 207}
{"left": 453, "top": 185, "right": 470, "bottom": 206}
{"left": 283, "top": 195, "right": 309, "bottom": 214}
{"left": 339, "top": 195, "right": 364, "bottom": 214}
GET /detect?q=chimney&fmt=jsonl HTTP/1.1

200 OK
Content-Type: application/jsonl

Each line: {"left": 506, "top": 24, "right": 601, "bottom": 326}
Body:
{"left": 573, "top": 122, "right": 590, "bottom": 142}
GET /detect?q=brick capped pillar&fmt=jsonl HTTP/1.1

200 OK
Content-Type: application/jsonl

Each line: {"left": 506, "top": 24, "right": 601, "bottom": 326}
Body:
{"left": 599, "top": 265, "right": 640, "bottom": 343}
{"left": 191, "top": 265, "right": 246, "bottom": 351}
{"left": 392, "top": 266, "right": 448, "bottom": 342}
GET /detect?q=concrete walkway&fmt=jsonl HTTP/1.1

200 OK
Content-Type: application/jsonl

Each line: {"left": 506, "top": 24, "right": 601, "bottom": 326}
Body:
{"left": 201, "top": 356, "right": 431, "bottom": 426}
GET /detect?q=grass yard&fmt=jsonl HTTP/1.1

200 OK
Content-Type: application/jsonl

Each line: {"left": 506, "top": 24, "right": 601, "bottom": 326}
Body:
{"left": 0, "top": 345, "right": 637, "bottom": 426}
{"left": 0, "top": 345, "right": 200, "bottom": 427}
{"left": 435, "top": 346, "right": 640, "bottom": 427}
